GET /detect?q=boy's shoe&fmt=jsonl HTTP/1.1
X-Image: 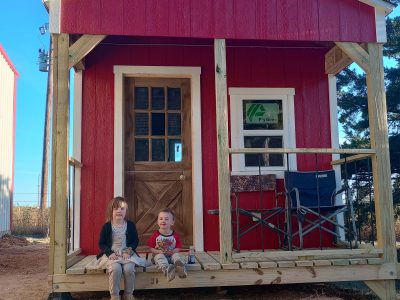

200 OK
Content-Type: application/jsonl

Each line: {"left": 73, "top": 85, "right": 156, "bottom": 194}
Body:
{"left": 174, "top": 260, "right": 187, "bottom": 279}
{"left": 166, "top": 264, "right": 175, "bottom": 282}
{"left": 123, "top": 294, "right": 135, "bottom": 300}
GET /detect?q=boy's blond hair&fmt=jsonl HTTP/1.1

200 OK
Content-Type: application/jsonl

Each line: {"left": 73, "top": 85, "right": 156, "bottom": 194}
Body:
{"left": 106, "top": 196, "right": 128, "bottom": 222}
{"left": 159, "top": 208, "right": 175, "bottom": 220}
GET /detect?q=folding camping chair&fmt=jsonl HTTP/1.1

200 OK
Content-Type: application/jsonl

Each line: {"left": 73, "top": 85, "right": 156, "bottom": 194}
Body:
{"left": 231, "top": 174, "right": 288, "bottom": 252}
{"left": 284, "top": 170, "right": 357, "bottom": 249}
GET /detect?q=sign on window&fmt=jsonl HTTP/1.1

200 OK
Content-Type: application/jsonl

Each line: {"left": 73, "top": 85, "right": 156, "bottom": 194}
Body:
{"left": 245, "top": 103, "right": 279, "bottom": 124}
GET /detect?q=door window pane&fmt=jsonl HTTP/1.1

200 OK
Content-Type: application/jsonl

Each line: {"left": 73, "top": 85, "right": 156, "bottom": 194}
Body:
{"left": 135, "top": 87, "right": 149, "bottom": 109}
{"left": 152, "top": 113, "right": 165, "bottom": 136}
{"left": 243, "top": 100, "right": 283, "bottom": 130}
{"left": 152, "top": 139, "right": 165, "bottom": 161}
{"left": 135, "top": 113, "right": 149, "bottom": 135}
{"left": 168, "top": 139, "right": 182, "bottom": 162}
{"left": 167, "top": 87, "right": 181, "bottom": 109}
{"left": 135, "top": 139, "right": 149, "bottom": 161}
{"left": 168, "top": 113, "right": 181, "bottom": 136}
{"left": 152, "top": 87, "right": 165, "bottom": 109}
{"left": 244, "top": 136, "right": 283, "bottom": 167}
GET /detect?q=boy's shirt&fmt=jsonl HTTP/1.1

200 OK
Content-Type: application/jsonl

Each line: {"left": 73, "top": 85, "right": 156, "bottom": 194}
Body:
{"left": 147, "top": 230, "right": 182, "bottom": 252}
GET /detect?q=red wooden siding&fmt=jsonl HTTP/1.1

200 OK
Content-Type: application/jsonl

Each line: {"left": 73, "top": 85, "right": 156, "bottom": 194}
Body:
{"left": 61, "top": 0, "right": 376, "bottom": 42}
{"left": 80, "top": 43, "right": 332, "bottom": 254}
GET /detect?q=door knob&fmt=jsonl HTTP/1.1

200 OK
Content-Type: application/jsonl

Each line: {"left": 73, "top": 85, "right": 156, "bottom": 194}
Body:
{"left": 180, "top": 174, "right": 185, "bottom": 180}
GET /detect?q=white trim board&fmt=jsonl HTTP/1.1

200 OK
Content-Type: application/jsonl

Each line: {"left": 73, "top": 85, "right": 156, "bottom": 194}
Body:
{"left": 72, "top": 70, "right": 82, "bottom": 250}
{"left": 113, "top": 66, "right": 204, "bottom": 251}
{"left": 328, "top": 75, "right": 345, "bottom": 239}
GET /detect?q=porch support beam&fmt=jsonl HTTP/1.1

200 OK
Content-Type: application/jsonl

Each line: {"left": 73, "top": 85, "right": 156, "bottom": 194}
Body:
{"left": 363, "top": 43, "right": 396, "bottom": 300}
{"left": 68, "top": 34, "right": 106, "bottom": 70}
{"left": 214, "top": 39, "right": 232, "bottom": 264}
{"left": 325, "top": 46, "right": 353, "bottom": 75}
{"left": 50, "top": 33, "right": 70, "bottom": 275}
{"left": 335, "top": 42, "right": 371, "bottom": 74}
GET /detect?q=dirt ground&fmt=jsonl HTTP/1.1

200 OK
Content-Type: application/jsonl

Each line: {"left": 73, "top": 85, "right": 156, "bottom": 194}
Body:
{"left": 0, "top": 235, "right": 383, "bottom": 300}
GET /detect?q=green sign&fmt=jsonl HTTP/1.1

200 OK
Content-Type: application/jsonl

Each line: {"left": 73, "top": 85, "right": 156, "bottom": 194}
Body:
{"left": 245, "top": 103, "right": 279, "bottom": 124}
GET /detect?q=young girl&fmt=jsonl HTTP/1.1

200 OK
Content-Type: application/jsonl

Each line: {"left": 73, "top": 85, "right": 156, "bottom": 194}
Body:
{"left": 98, "top": 197, "right": 138, "bottom": 300}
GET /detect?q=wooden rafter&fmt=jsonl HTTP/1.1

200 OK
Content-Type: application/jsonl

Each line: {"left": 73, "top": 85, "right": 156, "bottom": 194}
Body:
{"left": 325, "top": 46, "right": 353, "bottom": 75}
{"left": 214, "top": 39, "right": 232, "bottom": 264}
{"left": 68, "top": 34, "right": 106, "bottom": 70}
{"left": 335, "top": 42, "right": 371, "bottom": 73}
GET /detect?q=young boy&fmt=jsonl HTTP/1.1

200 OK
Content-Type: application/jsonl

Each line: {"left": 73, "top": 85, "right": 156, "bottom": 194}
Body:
{"left": 147, "top": 208, "right": 187, "bottom": 281}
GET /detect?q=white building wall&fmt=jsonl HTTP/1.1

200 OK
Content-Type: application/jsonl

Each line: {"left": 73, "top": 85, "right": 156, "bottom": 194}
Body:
{"left": 0, "top": 47, "right": 17, "bottom": 237}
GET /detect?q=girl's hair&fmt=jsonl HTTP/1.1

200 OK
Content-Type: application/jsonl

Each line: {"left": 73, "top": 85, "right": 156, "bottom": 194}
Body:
{"left": 106, "top": 196, "right": 128, "bottom": 222}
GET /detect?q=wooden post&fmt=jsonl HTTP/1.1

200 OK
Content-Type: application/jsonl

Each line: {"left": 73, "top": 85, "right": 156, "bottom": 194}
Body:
{"left": 214, "top": 39, "right": 232, "bottom": 263}
{"left": 363, "top": 43, "right": 396, "bottom": 300}
{"left": 49, "top": 33, "right": 70, "bottom": 276}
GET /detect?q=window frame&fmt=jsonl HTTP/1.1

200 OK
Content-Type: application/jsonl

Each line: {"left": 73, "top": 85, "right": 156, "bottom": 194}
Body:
{"left": 229, "top": 88, "right": 297, "bottom": 178}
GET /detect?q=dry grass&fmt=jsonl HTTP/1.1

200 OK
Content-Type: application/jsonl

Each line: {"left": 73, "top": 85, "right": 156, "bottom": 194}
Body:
{"left": 12, "top": 206, "right": 49, "bottom": 236}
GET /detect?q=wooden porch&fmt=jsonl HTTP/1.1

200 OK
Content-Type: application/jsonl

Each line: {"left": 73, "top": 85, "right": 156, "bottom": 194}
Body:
{"left": 53, "top": 248, "right": 395, "bottom": 293}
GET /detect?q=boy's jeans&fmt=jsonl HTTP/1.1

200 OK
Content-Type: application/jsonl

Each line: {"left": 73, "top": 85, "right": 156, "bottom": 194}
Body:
{"left": 154, "top": 252, "right": 185, "bottom": 269}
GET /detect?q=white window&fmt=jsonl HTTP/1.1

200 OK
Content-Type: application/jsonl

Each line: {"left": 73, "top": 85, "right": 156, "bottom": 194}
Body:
{"left": 229, "top": 88, "right": 297, "bottom": 178}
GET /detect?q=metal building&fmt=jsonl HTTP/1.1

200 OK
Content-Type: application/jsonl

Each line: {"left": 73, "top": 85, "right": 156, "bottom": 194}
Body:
{"left": 0, "top": 45, "right": 18, "bottom": 237}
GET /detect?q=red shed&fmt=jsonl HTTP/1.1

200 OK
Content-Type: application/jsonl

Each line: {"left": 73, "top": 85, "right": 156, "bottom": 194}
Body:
{"left": 46, "top": 0, "right": 398, "bottom": 298}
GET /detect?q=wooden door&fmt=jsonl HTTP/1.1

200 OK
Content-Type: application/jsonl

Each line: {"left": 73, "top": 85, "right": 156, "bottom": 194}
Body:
{"left": 124, "top": 77, "right": 193, "bottom": 248}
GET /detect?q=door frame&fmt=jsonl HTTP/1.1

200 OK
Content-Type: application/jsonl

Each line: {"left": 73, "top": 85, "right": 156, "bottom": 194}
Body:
{"left": 113, "top": 65, "right": 204, "bottom": 251}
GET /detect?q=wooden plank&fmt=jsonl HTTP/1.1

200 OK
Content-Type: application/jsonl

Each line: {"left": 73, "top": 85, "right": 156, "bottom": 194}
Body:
{"left": 366, "top": 43, "right": 397, "bottom": 266}
{"left": 313, "top": 260, "right": 332, "bottom": 266}
{"left": 229, "top": 148, "right": 375, "bottom": 155}
{"left": 259, "top": 261, "right": 277, "bottom": 269}
{"left": 331, "top": 153, "right": 373, "bottom": 166}
{"left": 240, "top": 262, "right": 259, "bottom": 269}
{"left": 335, "top": 42, "right": 370, "bottom": 74}
{"left": 68, "top": 34, "right": 106, "bottom": 69}
{"left": 232, "top": 249, "right": 382, "bottom": 262}
{"left": 48, "top": 34, "right": 58, "bottom": 277}
{"left": 331, "top": 259, "right": 350, "bottom": 266}
{"left": 295, "top": 261, "right": 314, "bottom": 267}
{"left": 365, "top": 43, "right": 397, "bottom": 300}
{"left": 368, "top": 258, "right": 384, "bottom": 265}
{"left": 349, "top": 259, "right": 368, "bottom": 265}
{"left": 278, "top": 261, "right": 296, "bottom": 268}
{"left": 325, "top": 45, "right": 353, "bottom": 75}
{"left": 66, "top": 255, "right": 96, "bottom": 275}
{"left": 208, "top": 252, "right": 239, "bottom": 269}
{"left": 66, "top": 255, "right": 85, "bottom": 269}
{"left": 195, "top": 252, "right": 221, "bottom": 270}
{"left": 52, "top": 33, "right": 70, "bottom": 275}
{"left": 214, "top": 38, "right": 232, "bottom": 264}
{"left": 52, "top": 263, "right": 398, "bottom": 292}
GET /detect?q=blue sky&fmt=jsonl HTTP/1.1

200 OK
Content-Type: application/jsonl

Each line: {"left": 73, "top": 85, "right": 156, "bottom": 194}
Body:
{"left": 0, "top": 3, "right": 399, "bottom": 206}
{"left": 0, "top": 2, "right": 49, "bottom": 206}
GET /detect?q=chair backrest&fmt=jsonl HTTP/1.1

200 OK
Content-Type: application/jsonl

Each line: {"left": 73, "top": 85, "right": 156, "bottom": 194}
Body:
{"left": 284, "top": 170, "right": 336, "bottom": 208}
{"left": 231, "top": 174, "right": 276, "bottom": 193}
